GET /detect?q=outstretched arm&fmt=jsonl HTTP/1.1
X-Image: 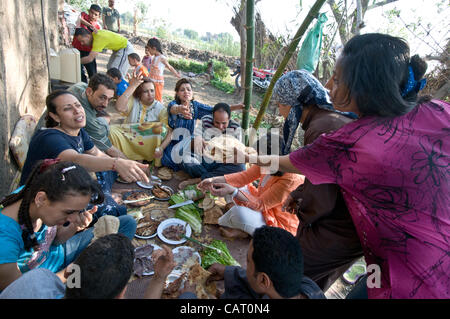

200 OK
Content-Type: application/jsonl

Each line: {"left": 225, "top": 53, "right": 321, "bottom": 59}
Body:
{"left": 162, "top": 58, "right": 181, "bottom": 78}
{"left": 230, "top": 103, "right": 244, "bottom": 112}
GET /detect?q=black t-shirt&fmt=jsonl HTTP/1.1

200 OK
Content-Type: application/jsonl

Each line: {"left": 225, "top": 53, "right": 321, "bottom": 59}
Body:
{"left": 20, "top": 128, "right": 94, "bottom": 185}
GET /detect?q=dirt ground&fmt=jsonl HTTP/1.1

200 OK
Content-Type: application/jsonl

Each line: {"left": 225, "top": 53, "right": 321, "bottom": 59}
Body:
{"left": 94, "top": 46, "right": 354, "bottom": 299}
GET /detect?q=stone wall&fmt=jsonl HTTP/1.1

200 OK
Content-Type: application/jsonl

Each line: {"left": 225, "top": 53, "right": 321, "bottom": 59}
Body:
{"left": 0, "top": 0, "right": 62, "bottom": 197}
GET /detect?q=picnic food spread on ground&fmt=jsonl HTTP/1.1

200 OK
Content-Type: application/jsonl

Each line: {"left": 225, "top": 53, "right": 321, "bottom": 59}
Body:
{"left": 118, "top": 177, "right": 241, "bottom": 298}
{"left": 121, "top": 180, "right": 243, "bottom": 297}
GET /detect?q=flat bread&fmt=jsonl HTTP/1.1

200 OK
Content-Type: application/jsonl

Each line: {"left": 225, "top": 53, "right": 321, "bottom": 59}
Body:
{"left": 157, "top": 167, "right": 173, "bottom": 180}
{"left": 187, "top": 263, "right": 217, "bottom": 299}
{"left": 198, "top": 197, "right": 215, "bottom": 210}
{"left": 92, "top": 215, "right": 120, "bottom": 242}
{"left": 204, "top": 135, "right": 257, "bottom": 163}
{"left": 203, "top": 206, "right": 223, "bottom": 225}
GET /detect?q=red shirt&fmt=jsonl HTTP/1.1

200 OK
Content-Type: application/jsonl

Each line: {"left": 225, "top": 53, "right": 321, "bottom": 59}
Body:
{"left": 72, "top": 12, "right": 100, "bottom": 52}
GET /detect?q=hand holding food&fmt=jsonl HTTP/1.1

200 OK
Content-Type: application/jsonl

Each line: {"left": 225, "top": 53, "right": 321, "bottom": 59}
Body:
{"left": 114, "top": 158, "right": 149, "bottom": 183}
{"left": 153, "top": 245, "right": 176, "bottom": 280}
{"left": 206, "top": 263, "right": 226, "bottom": 284}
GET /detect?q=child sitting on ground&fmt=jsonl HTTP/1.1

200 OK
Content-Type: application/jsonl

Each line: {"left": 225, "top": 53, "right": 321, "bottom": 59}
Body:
{"left": 128, "top": 53, "right": 150, "bottom": 78}
{"left": 107, "top": 67, "right": 129, "bottom": 97}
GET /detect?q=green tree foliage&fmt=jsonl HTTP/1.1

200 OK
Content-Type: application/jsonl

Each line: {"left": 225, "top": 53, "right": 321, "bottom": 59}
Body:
{"left": 184, "top": 29, "right": 199, "bottom": 40}
{"left": 120, "top": 12, "right": 134, "bottom": 25}
{"left": 67, "top": 0, "right": 108, "bottom": 12}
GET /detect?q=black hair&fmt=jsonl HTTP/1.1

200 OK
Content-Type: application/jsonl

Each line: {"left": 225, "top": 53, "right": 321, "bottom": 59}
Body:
{"left": 89, "top": 4, "right": 101, "bottom": 13}
{"left": 88, "top": 73, "right": 116, "bottom": 92}
{"left": 147, "top": 37, "right": 163, "bottom": 54}
{"left": 252, "top": 134, "right": 285, "bottom": 176}
{"left": 74, "top": 28, "right": 91, "bottom": 37}
{"left": 338, "top": 33, "right": 428, "bottom": 117}
{"left": 174, "top": 78, "right": 194, "bottom": 104}
{"left": 45, "top": 90, "right": 77, "bottom": 128}
{"left": 106, "top": 67, "right": 122, "bottom": 80}
{"left": 65, "top": 233, "right": 134, "bottom": 299}
{"left": 128, "top": 52, "right": 141, "bottom": 62}
{"left": 252, "top": 226, "right": 304, "bottom": 298}
{"left": 213, "top": 103, "right": 231, "bottom": 119}
{"left": 0, "top": 160, "right": 104, "bottom": 251}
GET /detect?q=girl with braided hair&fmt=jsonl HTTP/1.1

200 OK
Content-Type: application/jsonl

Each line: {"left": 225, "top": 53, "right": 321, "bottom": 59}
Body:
{"left": 0, "top": 160, "right": 136, "bottom": 291}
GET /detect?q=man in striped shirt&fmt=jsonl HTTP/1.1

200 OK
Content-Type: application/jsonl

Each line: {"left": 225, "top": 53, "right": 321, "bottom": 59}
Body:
{"left": 178, "top": 103, "right": 246, "bottom": 189}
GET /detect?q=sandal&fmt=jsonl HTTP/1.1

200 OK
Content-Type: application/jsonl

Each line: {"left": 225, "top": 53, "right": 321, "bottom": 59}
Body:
{"left": 342, "top": 262, "right": 367, "bottom": 285}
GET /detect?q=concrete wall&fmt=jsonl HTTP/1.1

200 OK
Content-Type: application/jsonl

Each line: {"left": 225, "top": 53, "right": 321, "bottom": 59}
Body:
{"left": 0, "top": 0, "right": 62, "bottom": 198}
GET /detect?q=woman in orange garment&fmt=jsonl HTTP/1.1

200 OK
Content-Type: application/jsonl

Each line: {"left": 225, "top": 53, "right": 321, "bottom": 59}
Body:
{"left": 198, "top": 134, "right": 304, "bottom": 239}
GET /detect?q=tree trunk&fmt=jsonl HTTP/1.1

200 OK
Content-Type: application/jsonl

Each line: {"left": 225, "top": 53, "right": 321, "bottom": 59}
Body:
{"left": 242, "top": 0, "right": 255, "bottom": 136}
{"left": 133, "top": 7, "right": 137, "bottom": 37}
{"left": 231, "top": 0, "right": 247, "bottom": 98}
{"left": 252, "top": 0, "right": 328, "bottom": 131}
{"left": 355, "top": 0, "right": 363, "bottom": 35}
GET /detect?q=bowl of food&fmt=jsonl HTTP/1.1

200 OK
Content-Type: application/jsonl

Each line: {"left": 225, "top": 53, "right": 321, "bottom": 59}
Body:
{"left": 122, "top": 190, "right": 153, "bottom": 207}
{"left": 157, "top": 218, "right": 191, "bottom": 245}
{"left": 135, "top": 214, "right": 161, "bottom": 239}
{"left": 152, "top": 185, "right": 174, "bottom": 201}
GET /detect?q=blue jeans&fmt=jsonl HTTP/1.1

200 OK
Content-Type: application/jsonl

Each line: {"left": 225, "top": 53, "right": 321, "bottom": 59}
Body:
{"left": 92, "top": 171, "right": 127, "bottom": 223}
{"left": 182, "top": 160, "right": 246, "bottom": 180}
{"left": 62, "top": 215, "right": 136, "bottom": 268}
{"left": 345, "top": 274, "right": 368, "bottom": 299}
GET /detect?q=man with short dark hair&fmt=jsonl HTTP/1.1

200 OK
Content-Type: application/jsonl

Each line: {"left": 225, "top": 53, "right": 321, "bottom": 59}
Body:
{"left": 178, "top": 102, "right": 245, "bottom": 189}
{"left": 75, "top": 27, "right": 133, "bottom": 78}
{"left": 0, "top": 234, "right": 133, "bottom": 299}
{"left": 68, "top": 73, "right": 126, "bottom": 159}
{"left": 207, "top": 226, "right": 326, "bottom": 299}
{"left": 0, "top": 234, "right": 195, "bottom": 299}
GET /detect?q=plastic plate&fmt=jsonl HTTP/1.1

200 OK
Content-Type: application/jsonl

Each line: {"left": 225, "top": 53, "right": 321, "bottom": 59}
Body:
{"left": 157, "top": 218, "right": 191, "bottom": 245}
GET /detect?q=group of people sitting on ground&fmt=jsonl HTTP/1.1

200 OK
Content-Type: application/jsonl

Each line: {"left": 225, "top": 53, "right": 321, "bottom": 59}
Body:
{"left": 0, "top": 32, "right": 448, "bottom": 299}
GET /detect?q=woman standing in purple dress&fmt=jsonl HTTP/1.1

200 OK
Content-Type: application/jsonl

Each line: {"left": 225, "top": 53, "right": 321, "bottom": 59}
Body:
{"left": 236, "top": 33, "right": 449, "bottom": 299}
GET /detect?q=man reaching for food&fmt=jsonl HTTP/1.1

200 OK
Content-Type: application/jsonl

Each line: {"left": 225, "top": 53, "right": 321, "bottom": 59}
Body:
{"left": 178, "top": 102, "right": 246, "bottom": 190}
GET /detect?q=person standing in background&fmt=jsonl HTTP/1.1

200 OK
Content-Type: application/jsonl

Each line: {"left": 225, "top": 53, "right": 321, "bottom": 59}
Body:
{"left": 102, "top": 0, "right": 120, "bottom": 33}
{"left": 72, "top": 4, "right": 102, "bottom": 83}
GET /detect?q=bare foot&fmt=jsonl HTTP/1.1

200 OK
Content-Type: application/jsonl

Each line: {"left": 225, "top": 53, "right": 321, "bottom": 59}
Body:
{"left": 219, "top": 227, "right": 249, "bottom": 239}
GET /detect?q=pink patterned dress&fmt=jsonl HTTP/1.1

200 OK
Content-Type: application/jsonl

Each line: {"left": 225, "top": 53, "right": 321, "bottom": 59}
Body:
{"left": 289, "top": 100, "right": 450, "bottom": 298}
